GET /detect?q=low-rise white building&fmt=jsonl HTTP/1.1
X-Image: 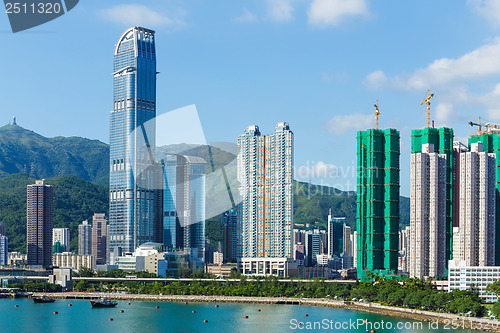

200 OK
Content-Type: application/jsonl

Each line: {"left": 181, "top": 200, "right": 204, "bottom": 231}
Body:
{"left": 239, "top": 257, "right": 298, "bottom": 277}
{"left": 448, "top": 260, "right": 500, "bottom": 303}
{"left": 52, "top": 252, "right": 96, "bottom": 272}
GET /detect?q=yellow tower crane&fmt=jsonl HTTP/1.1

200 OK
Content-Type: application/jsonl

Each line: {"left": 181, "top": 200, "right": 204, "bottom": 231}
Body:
{"left": 374, "top": 100, "right": 380, "bottom": 130}
{"left": 468, "top": 117, "right": 482, "bottom": 134}
{"left": 420, "top": 89, "right": 434, "bottom": 127}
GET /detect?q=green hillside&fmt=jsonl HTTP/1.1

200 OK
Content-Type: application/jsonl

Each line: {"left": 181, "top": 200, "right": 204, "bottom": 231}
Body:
{"left": 0, "top": 124, "right": 109, "bottom": 185}
{"left": 0, "top": 174, "right": 108, "bottom": 252}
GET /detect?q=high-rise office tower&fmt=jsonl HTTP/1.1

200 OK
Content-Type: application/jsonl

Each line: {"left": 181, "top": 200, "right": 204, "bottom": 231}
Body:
{"left": 327, "top": 212, "right": 345, "bottom": 258}
{"left": 343, "top": 224, "right": 351, "bottom": 257}
{"left": 237, "top": 123, "right": 293, "bottom": 258}
{"left": 27, "top": 180, "right": 53, "bottom": 268}
{"left": 0, "top": 236, "right": 7, "bottom": 266}
{"left": 92, "top": 213, "right": 108, "bottom": 265}
{"left": 52, "top": 228, "right": 70, "bottom": 253}
{"left": 409, "top": 143, "right": 448, "bottom": 278}
{"left": 109, "top": 27, "right": 162, "bottom": 256}
{"left": 0, "top": 221, "right": 5, "bottom": 236}
{"left": 410, "top": 127, "right": 453, "bottom": 278}
{"left": 453, "top": 142, "right": 496, "bottom": 266}
{"left": 469, "top": 133, "right": 500, "bottom": 264}
{"left": 161, "top": 154, "right": 206, "bottom": 265}
{"left": 305, "top": 229, "right": 322, "bottom": 266}
{"left": 78, "top": 220, "right": 92, "bottom": 255}
{"left": 223, "top": 209, "right": 238, "bottom": 261}
{"left": 356, "top": 129, "right": 399, "bottom": 280}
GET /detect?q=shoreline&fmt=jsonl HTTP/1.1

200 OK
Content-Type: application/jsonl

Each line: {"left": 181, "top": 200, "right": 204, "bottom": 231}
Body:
{"left": 33, "top": 292, "right": 500, "bottom": 332}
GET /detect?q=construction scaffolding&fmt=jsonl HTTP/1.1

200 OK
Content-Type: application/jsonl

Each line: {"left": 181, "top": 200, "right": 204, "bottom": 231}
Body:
{"left": 411, "top": 127, "right": 454, "bottom": 270}
{"left": 469, "top": 133, "right": 500, "bottom": 265}
{"left": 356, "top": 128, "right": 400, "bottom": 281}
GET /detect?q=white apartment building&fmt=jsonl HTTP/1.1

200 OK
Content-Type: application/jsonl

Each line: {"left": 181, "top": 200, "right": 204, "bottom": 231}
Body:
{"left": 410, "top": 143, "right": 447, "bottom": 278}
{"left": 237, "top": 123, "right": 293, "bottom": 259}
{"left": 52, "top": 252, "right": 95, "bottom": 272}
{"left": 454, "top": 142, "right": 495, "bottom": 266}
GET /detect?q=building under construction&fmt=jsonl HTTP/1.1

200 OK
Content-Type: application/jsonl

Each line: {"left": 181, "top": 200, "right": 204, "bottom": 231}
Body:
{"left": 356, "top": 128, "right": 399, "bottom": 280}
{"left": 409, "top": 127, "right": 454, "bottom": 278}
{"left": 469, "top": 133, "right": 500, "bottom": 265}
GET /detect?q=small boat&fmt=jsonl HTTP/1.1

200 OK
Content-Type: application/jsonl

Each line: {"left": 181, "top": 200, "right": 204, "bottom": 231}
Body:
{"left": 33, "top": 295, "right": 55, "bottom": 303}
{"left": 90, "top": 299, "right": 118, "bottom": 308}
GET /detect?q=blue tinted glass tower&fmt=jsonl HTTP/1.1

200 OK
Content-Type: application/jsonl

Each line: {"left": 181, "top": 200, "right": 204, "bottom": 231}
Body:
{"left": 109, "top": 27, "right": 161, "bottom": 257}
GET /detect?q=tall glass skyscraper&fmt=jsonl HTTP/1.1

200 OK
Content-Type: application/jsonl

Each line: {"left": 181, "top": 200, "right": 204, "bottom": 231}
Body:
{"left": 109, "top": 27, "right": 162, "bottom": 257}
{"left": 161, "top": 154, "right": 206, "bottom": 266}
{"left": 237, "top": 123, "right": 294, "bottom": 259}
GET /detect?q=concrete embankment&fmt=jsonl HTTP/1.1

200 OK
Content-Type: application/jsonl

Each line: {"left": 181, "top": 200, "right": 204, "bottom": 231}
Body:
{"left": 34, "top": 292, "right": 500, "bottom": 332}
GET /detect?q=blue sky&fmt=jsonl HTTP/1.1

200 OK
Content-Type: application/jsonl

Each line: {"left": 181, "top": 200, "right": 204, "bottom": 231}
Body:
{"left": 1, "top": 0, "right": 500, "bottom": 196}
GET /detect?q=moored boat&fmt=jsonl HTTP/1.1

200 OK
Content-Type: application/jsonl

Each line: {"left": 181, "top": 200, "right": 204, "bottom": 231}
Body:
{"left": 90, "top": 299, "right": 118, "bottom": 308}
{"left": 33, "top": 295, "right": 55, "bottom": 303}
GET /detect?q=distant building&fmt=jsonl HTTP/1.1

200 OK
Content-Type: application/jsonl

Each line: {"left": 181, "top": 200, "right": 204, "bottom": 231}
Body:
{"left": 356, "top": 129, "right": 399, "bottom": 280}
{"left": 206, "top": 263, "right": 237, "bottom": 278}
{"left": 145, "top": 251, "right": 190, "bottom": 278}
{"left": 27, "top": 180, "right": 53, "bottom": 268}
{"left": 237, "top": 123, "right": 293, "bottom": 259}
{"left": 453, "top": 142, "right": 496, "bottom": 266}
{"left": 52, "top": 252, "right": 96, "bottom": 272}
{"left": 223, "top": 209, "right": 238, "bottom": 261}
{"left": 294, "top": 242, "right": 305, "bottom": 265}
{"left": 78, "top": 220, "right": 92, "bottom": 255}
{"left": 49, "top": 268, "right": 72, "bottom": 291}
{"left": 7, "top": 252, "right": 26, "bottom": 266}
{"left": 327, "top": 213, "right": 344, "bottom": 258}
{"left": 161, "top": 154, "right": 206, "bottom": 266}
{"left": 305, "top": 229, "right": 322, "bottom": 266}
{"left": 52, "top": 228, "right": 70, "bottom": 253}
{"left": 352, "top": 231, "right": 357, "bottom": 268}
{"left": 92, "top": 214, "right": 108, "bottom": 265}
{"left": 213, "top": 252, "right": 223, "bottom": 266}
{"left": 239, "top": 257, "right": 298, "bottom": 277}
{"left": 0, "top": 236, "right": 7, "bottom": 266}
{"left": 0, "top": 222, "right": 5, "bottom": 236}
{"left": 116, "top": 242, "right": 161, "bottom": 272}
{"left": 399, "top": 226, "right": 410, "bottom": 273}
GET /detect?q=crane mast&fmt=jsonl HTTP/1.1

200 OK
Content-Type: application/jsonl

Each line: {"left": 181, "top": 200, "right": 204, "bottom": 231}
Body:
{"left": 420, "top": 89, "right": 434, "bottom": 127}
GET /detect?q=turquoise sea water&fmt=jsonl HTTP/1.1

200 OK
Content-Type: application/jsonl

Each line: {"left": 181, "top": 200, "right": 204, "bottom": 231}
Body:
{"left": 0, "top": 298, "right": 487, "bottom": 332}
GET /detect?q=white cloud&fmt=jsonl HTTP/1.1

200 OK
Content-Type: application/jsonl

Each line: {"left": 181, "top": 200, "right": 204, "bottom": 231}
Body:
{"left": 434, "top": 103, "right": 454, "bottom": 126}
{"left": 327, "top": 113, "right": 373, "bottom": 136}
{"left": 234, "top": 8, "right": 257, "bottom": 23}
{"left": 297, "top": 161, "right": 338, "bottom": 179}
{"left": 369, "top": 38, "right": 500, "bottom": 91}
{"left": 100, "top": 5, "right": 182, "bottom": 28}
{"left": 266, "top": 0, "right": 294, "bottom": 22}
{"left": 475, "top": 83, "right": 500, "bottom": 120}
{"left": 308, "top": 0, "right": 369, "bottom": 27}
{"left": 468, "top": 0, "right": 500, "bottom": 26}
{"left": 364, "top": 70, "right": 388, "bottom": 90}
